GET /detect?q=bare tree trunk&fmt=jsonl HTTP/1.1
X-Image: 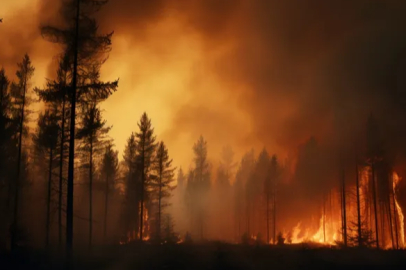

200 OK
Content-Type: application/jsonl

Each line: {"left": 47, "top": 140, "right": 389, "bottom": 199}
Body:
{"left": 158, "top": 168, "right": 162, "bottom": 242}
{"left": 355, "top": 160, "right": 362, "bottom": 246}
{"left": 371, "top": 163, "right": 379, "bottom": 249}
{"left": 273, "top": 180, "right": 276, "bottom": 245}
{"left": 58, "top": 95, "right": 66, "bottom": 248}
{"left": 266, "top": 185, "right": 269, "bottom": 244}
{"left": 46, "top": 149, "right": 53, "bottom": 247}
{"left": 103, "top": 175, "right": 108, "bottom": 243}
{"left": 246, "top": 200, "right": 250, "bottom": 236}
{"left": 89, "top": 138, "right": 93, "bottom": 248}
{"left": 67, "top": 0, "right": 80, "bottom": 260}
{"left": 139, "top": 141, "right": 145, "bottom": 241}
{"left": 341, "top": 166, "right": 347, "bottom": 247}
{"left": 380, "top": 201, "right": 385, "bottom": 248}
{"left": 11, "top": 71, "right": 27, "bottom": 250}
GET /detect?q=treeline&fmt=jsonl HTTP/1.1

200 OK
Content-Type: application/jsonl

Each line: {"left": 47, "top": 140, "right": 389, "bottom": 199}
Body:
{"left": 174, "top": 137, "right": 283, "bottom": 244}
{"left": 0, "top": 0, "right": 178, "bottom": 251}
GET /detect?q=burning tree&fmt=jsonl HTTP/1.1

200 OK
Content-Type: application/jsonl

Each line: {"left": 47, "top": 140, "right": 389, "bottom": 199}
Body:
{"left": 121, "top": 133, "right": 140, "bottom": 242}
{"left": 135, "top": 113, "right": 157, "bottom": 241}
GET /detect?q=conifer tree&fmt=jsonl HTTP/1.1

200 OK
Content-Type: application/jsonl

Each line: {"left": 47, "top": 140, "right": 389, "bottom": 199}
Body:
{"left": 0, "top": 69, "right": 13, "bottom": 195}
{"left": 76, "top": 104, "right": 110, "bottom": 247}
{"left": 35, "top": 54, "right": 70, "bottom": 247}
{"left": 9, "top": 54, "right": 35, "bottom": 249}
{"left": 101, "top": 143, "right": 118, "bottom": 242}
{"left": 40, "top": 0, "right": 118, "bottom": 253}
{"left": 190, "top": 136, "right": 210, "bottom": 239}
{"left": 135, "top": 113, "right": 157, "bottom": 240}
{"left": 177, "top": 168, "right": 185, "bottom": 190}
{"left": 234, "top": 150, "right": 255, "bottom": 240}
{"left": 122, "top": 133, "right": 140, "bottom": 238}
{"left": 151, "top": 141, "right": 176, "bottom": 241}
{"left": 32, "top": 109, "right": 59, "bottom": 247}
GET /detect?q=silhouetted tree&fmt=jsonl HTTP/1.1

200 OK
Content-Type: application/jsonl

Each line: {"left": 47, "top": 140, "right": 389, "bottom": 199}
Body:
{"left": 234, "top": 150, "right": 255, "bottom": 240}
{"left": 162, "top": 214, "right": 178, "bottom": 243}
{"left": 151, "top": 141, "right": 176, "bottom": 241}
{"left": 0, "top": 69, "right": 14, "bottom": 197}
{"left": 135, "top": 113, "right": 157, "bottom": 240}
{"left": 122, "top": 133, "right": 140, "bottom": 239}
{"left": 40, "top": 0, "right": 118, "bottom": 254}
{"left": 189, "top": 136, "right": 210, "bottom": 239}
{"left": 76, "top": 104, "right": 110, "bottom": 247}
{"left": 177, "top": 167, "right": 185, "bottom": 190}
{"left": 32, "top": 109, "right": 59, "bottom": 247}
{"left": 9, "top": 54, "right": 34, "bottom": 249}
{"left": 247, "top": 148, "right": 269, "bottom": 239}
{"left": 268, "top": 155, "right": 279, "bottom": 244}
{"left": 35, "top": 54, "right": 71, "bottom": 247}
{"left": 101, "top": 143, "right": 118, "bottom": 242}
{"left": 0, "top": 68, "right": 15, "bottom": 249}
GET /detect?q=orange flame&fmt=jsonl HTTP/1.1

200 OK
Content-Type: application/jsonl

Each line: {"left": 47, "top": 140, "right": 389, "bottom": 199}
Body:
{"left": 393, "top": 172, "right": 405, "bottom": 248}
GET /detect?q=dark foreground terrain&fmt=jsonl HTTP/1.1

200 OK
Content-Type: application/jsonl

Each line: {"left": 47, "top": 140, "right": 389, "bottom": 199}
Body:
{"left": 1, "top": 242, "right": 406, "bottom": 270}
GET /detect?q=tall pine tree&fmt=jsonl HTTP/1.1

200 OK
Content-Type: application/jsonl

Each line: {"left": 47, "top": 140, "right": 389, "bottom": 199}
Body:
{"left": 151, "top": 141, "right": 176, "bottom": 242}
{"left": 9, "top": 54, "right": 35, "bottom": 249}
{"left": 101, "top": 143, "right": 118, "bottom": 242}
{"left": 135, "top": 113, "right": 157, "bottom": 240}
{"left": 76, "top": 104, "right": 110, "bottom": 247}
{"left": 32, "top": 109, "right": 59, "bottom": 247}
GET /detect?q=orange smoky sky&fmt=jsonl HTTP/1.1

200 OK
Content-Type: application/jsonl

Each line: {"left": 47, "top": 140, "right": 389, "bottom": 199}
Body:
{"left": 3, "top": 0, "right": 406, "bottom": 169}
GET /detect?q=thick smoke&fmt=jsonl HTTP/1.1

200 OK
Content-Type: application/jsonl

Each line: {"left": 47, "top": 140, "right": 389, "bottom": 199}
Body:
{"left": 2, "top": 0, "right": 406, "bottom": 242}
{"left": 3, "top": 0, "right": 406, "bottom": 163}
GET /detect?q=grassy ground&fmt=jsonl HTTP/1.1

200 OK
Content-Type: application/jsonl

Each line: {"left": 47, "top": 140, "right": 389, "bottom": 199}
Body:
{"left": 1, "top": 242, "right": 406, "bottom": 269}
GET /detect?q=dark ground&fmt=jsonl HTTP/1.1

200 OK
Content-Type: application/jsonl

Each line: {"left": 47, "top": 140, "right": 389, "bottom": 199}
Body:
{"left": 1, "top": 242, "right": 406, "bottom": 270}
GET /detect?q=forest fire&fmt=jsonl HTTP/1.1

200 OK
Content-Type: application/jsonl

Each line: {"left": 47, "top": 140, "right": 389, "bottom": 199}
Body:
{"left": 393, "top": 172, "right": 405, "bottom": 248}
{"left": 3, "top": 0, "right": 406, "bottom": 269}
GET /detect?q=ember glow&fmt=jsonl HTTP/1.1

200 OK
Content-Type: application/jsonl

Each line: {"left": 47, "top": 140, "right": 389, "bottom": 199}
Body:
{"left": 393, "top": 172, "right": 405, "bottom": 248}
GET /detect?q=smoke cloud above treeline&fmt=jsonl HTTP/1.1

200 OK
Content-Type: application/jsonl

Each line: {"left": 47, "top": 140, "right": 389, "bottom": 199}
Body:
{"left": 2, "top": 0, "right": 406, "bottom": 177}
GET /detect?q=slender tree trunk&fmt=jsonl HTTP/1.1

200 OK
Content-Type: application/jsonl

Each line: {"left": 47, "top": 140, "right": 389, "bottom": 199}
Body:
{"left": 371, "top": 163, "right": 379, "bottom": 249}
{"left": 46, "top": 149, "right": 53, "bottom": 247}
{"left": 89, "top": 138, "right": 93, "bottom": 248}
{"left": 103, "top": 175, "right": 108, "bottom": 243}
{"left": 355, "top": 160, "right": 362, "bottom": 246}
{"left": 380, "top": 201, "right": 385, "bottom": 247}
{"left": 246, "top": 200, "right": 250, "bottom": 235}
{"left": 341, "top": 166, "right": 347, "bottom": 247}
{"left": 266, "top": 184, "right": 269, "bottom": 244}
{"left": 139, "top": 141, "right": 145, "bottom": 241}
{"left": 67, "top": 0, "right": 80, "bottom": 260}
{"left": 158, "top": 171, "right": 162, "bottom": 242}
{"left": 11, "top": 74, "right": 27, "bottom": 250}
{"left": 58, "top": 95, "right": 66, "bottom": 248}
{"left": 273, "top": 183, "right": 276, "bottom": 244}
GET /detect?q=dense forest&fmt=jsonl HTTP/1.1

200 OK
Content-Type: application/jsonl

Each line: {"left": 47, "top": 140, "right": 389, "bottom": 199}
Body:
{"left": 1, "top": 2, "right": 406, "bottom": 268}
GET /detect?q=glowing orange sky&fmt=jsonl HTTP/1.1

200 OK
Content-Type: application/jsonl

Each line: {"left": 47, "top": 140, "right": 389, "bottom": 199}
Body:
{"left": 4, "top": 0, "right": 406, "bottom": 171}
{"left": 1, "top": 0, "right": 261, "bottom": 170}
